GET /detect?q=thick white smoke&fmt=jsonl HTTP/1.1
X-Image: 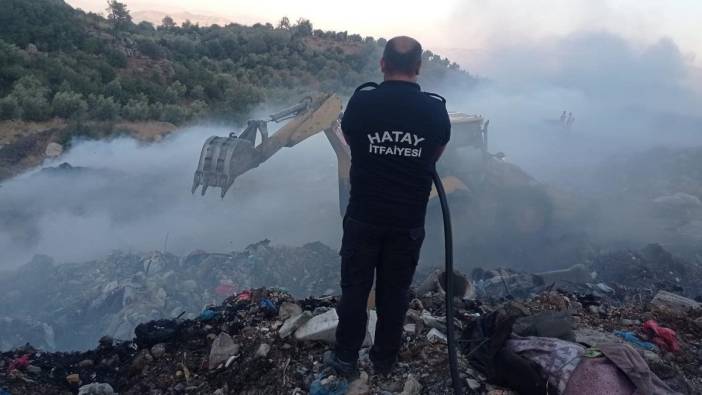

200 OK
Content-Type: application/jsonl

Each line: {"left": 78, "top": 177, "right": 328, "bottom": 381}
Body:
{"left": 2, "top": 29, "right": 701, "bottom": 269}
{"left": 0, "top": 126, "right": 343, "bottom": 268}
{"left": 440, "top": 31, "right": 701, "bottom": 186}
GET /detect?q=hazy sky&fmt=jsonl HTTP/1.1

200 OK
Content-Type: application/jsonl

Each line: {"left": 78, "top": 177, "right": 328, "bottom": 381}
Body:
{"left": 68, "top": 0, "right": 701, "bottom": 69}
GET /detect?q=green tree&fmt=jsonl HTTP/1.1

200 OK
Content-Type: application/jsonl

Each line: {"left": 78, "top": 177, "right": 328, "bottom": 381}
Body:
{"left": 106, "top": 0, "right": 132, "bottom": 31}
{"left": 277, "top": 17, "right": 291, "bottom": 30}
{"left": 160, "top": 104, "right": 189, "bottom": 124}
{"left": 294, "top": 19, "right": 313, "bottom": 36}
{"left": 148, "top": 102, "right": 163, "bottom": 119}
{"left": 137, "top": 38, "right": 165, "bottom": 59}
{"left": 190, "top": 85, "right": 206, "bottom": 100}
{"left": 137, "top": 21, "right": 155, "bottom": 32}
{"left": 11, "top": 75, "right": 51, "bottom": 121}
{"left": 163, "top": 81, "right": 186, "bottom": 104}
{"left": 105, "top": 78, "right": 126, "bottom": 103}
{"left": 190, "top": 99, "right": 208, "bottom": 118}
{"left": 121, "top": 97, "right": 150, "bottom": 121}
{"left": 52, "top": 91, "right": 88, "bottom": 119}
{"left": 0, "top": 96, "right": 20, "bottom": 120}
{"left": 161, "top": 16, "right": 177, "bottom": 30}
{"left": 92, "top": 95, "right": 120, "bottom": 120}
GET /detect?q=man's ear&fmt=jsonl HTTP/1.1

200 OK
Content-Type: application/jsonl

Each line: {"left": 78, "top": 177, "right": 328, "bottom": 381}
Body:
{"left": 380, "top": 58, "right": 387, "bottom": 73}
{"left": 415, "top": 61, "right": 422, "bottom": 75}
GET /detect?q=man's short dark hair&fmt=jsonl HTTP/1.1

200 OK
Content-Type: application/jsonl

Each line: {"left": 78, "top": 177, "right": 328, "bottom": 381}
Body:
{"left": 383, "top": 36, "right": 423, "bottom": 75}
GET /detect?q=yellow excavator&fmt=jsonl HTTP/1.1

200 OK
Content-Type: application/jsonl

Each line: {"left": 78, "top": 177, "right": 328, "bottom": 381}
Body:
{"left": 192, "top": 93, "right": 492, "bottom": 212}
{"left": 192, "top": 93, "right": 559, "bottom": 267}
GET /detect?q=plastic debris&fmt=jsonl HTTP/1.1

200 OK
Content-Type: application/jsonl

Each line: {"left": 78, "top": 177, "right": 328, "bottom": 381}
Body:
{"left": 399, "top": 374, "right": 422, "bottom": 395}
{"left": 198, "top": 308, "right": 218, "bottom": 321}
{"left": 278, "top": 302, "right": 303, "bottom": 320}
{"left": 309, "top": 373, "right": 348, "bottom": 395}
{"left": 7, "top": 355, "right": 30, "bottom": 371}
{"left": 643, "top": 320, "right": 679, "bottom": 353}
{"left": 426, "top": 328, "right": 447, "bottom": 344}
{"left": 236, "top": 290, "right": 253, "bottom": 302}
{"left": 78, "top": 382, "right": 115, "bottom": 395}
{"left": 294, "top": 309, "right": 377, "bottom": 346}
{"left": 259, "top": 298, "right": 278, "bottom": 315}
{"left": 208, "top": 333, "right": 239, "bottom": 369}
{"left": 279, "top": 311, "right": 313, "bottom": 339}
{"left": 614, "top": 331, "right": 656, "bottom": 351}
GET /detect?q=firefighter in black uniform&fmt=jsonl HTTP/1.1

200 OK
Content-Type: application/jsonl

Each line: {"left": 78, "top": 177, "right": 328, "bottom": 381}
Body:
{"left": 324, "top": 36, "right": 451, "bottom": 376}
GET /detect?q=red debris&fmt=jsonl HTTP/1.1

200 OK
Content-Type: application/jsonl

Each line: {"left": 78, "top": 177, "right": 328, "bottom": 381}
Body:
{"left": 236, "top": 289, "right": 252, "bottom": 302}
{"left": 643, "top": 320, "right": 679, "bottom": 353}
{"left": 8, "top": 354, "right": 30, "bottom": 371}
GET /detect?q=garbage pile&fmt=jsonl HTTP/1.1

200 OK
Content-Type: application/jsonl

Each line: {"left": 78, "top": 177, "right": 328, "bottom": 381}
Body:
{"left": 0, "top": 240, "right": 340, "bottom": 351}
{"left": 2, "top": 255, "right": 702, "bottom": 394}
{"left": 591, "top": 243, "right": 702, "bottom": 299}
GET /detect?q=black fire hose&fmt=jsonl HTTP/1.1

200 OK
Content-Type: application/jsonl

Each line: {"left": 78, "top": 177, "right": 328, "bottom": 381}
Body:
{"left": 432, "top": 172, "right": 462, "bottom": 394}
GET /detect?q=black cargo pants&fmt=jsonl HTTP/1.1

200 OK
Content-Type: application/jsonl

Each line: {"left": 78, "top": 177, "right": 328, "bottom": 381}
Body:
{"left": 334, "top": 216, "right": 425, "bottom": 365}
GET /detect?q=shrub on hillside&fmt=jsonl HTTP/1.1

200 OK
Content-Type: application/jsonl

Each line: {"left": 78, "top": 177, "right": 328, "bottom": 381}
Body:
{"left": 91, "top": 95, "right": 121, "bottom": 121}
{"left": 0, "top": 96, "right": 20, "bottom": 120}
{"left": 52, "top": 91, "right": 88, "bottom": 119}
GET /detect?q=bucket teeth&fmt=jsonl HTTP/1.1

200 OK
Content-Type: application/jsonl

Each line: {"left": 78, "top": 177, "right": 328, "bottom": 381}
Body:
{"left": 192, "top": 135, "right": 256, "bottom": 198}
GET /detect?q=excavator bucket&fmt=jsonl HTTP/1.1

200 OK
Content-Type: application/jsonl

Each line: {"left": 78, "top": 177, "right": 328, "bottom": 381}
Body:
{"left": 191, "top": 134, "right": 260, "bottom": 198}
{"left": 192, "top": 94, "right": 342, "bottom": 198}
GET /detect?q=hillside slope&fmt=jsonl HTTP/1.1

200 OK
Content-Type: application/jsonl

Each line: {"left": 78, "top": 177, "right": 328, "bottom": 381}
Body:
{"left": 0, "top": 0, "right": 475, "bottom": 125}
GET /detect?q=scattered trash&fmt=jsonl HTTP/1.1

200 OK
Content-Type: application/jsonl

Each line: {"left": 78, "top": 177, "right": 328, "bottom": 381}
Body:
{"left": 643, "top": 320, "right": 679, "bottom": 353}
{"left": 1, "top": 245, "right": 701, "bottom": 395}
{"left": 536, "top": 264, "right": 594, "bottom": 285}
{"left": 208, "top": 333, "right": 239, "bottom": 370}
{"left": 278, "top": 302, "right": 303, "bottom": 320}
{"left": 7, "top": 355, "right": 30, "bottom": 371}
{"left": 150, "top": 343, "right": 166, "bottom": 359}
{"left": 66, "top": 373, "right": 81, "bottom": 386}
{"left": 426, "top": 328, "right": 447, "bottom": 344}
{"left": 399, "top": 374, "right": 422, "bottom": 395}
{"left": 309, "top": 373, "right": 348, "bottom": 395}
{"left": 198, "top": 308, "right": 218, "bottom": 321}
{"left": 614, "top": 331, "right": 657, "bottom": 351}
{"left": 650, "top": 291, "right": 701, "bottom": 316}
{"left": 259, "top": 298, "right": 278, "bottom": 316}
{"left": 416, "top": 269, "right": 475, "bottom": 299}
{"left": 279, "top": 311, "right": 313, "bottom": 339}
{"left": 78, "top": 382, "right": 115, "bottom": 395}
{"left": 255, "top": 343, "right": 271, "bottom": 358}
{"left": 294, "top": 309, "right": 377, "bottom": 346}
{"left": 294, "top": 309, "right": 339, "bottom": 343}
{"left": 0, "top": 241, "right": 341, "bottom": 351}
{"left": 346, "top": 372, "right": 369, "bottom": 395}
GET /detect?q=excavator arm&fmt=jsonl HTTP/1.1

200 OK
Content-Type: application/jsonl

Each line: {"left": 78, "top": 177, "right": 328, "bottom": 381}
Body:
{"left": 192, "top": 93, "right": 346, "bottom": 199}
{"left": 192, "top": 92, "right": 470, "bottom": 216}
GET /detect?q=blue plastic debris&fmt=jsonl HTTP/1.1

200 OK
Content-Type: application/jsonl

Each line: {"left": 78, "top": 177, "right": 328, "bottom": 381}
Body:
{"left": 259, "top": 298, "right": 278, "bottom": 315}
{"left": 309, "top": 373, "right": 349, "bottom": 395}
{"left": 1, "top": 388, "right": 12, "bottom": 395}
{"left": 198, "top": 308, "right": 218, "bottom": 321}
{"left": 614, "top": 330, "right": 656, "bottom": 351}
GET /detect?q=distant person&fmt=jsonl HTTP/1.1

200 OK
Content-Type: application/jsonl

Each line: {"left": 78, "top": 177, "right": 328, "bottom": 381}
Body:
{"left": 324, "top": 36, "right": 450, "bottom": 377}
{"left": 567, "top": 112, "right": 575, "bottom": 129}
{"left": 560, "top": 110, "right": 567, "bottom": 125}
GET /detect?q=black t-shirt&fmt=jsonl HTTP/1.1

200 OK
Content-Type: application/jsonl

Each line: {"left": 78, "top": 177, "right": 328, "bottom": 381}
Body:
{"left": 341, "top": 80, "right": 451, "bottom": 228}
